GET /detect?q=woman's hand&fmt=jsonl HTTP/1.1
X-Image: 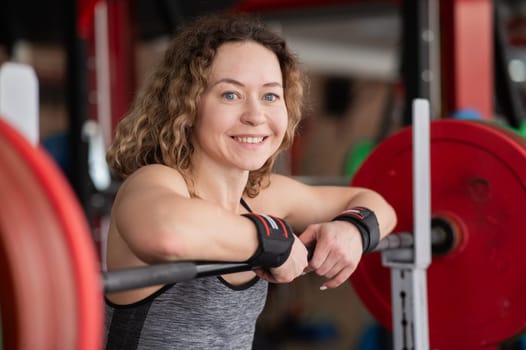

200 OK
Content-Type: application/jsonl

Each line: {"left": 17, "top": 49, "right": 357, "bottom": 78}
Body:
{"left": 254, "top": 235, "right": 308, "bottom": 283}
{"left": 299, "top": 221, "right": 364, "bottom": 290}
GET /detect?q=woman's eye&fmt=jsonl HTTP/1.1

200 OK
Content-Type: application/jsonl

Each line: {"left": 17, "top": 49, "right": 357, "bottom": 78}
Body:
{"left": 263, "top": 93, "right": 278, "bottom": 102}
{"left": 223, "top": 92, "right": 237, "bottom": 100}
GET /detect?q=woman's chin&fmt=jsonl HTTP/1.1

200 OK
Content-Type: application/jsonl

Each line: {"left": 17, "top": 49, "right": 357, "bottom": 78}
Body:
{"left": 242, "top": 160, "right": 268, "bottom": 172}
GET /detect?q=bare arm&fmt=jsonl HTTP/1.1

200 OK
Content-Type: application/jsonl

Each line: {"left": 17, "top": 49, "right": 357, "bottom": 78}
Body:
{"left": 105, "top": 167, "right": 308, "bottom": 303}
{"left": 109, "top": 165, "right": 259, "bottom": 265}
{"left": 248, "top": 174, "right": 397, "bottom": 289}
{"left": 250, "top": 174, "right": 397, "bottom": 236}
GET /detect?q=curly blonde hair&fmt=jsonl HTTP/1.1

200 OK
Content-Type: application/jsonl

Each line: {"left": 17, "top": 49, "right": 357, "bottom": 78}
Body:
{"left": 106, "top": 12, "right": 307, "bottom": 197}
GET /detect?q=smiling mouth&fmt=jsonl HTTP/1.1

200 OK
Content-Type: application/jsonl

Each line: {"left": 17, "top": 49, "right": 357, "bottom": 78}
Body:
{"left": 232, "top": 136, "right": 266, "bottom": 144}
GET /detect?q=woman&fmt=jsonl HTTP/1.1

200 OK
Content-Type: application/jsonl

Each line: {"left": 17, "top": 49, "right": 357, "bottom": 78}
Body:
{"left": 104, "top": 12, "right": 397, "bottom": 349}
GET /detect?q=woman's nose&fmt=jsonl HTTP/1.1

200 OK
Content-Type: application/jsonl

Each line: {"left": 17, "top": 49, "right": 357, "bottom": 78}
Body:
{"left": 240, "top": 99, "right": 265, "bottom": 126}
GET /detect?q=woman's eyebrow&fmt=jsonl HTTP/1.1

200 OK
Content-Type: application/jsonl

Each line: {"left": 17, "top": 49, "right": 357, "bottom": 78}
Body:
{"left": 210, "top": 78, "right": 244, "bottom": 87}
{"left": 210, "top": 78, "right": 282, "bottom": 88}
{"left": 263, "top": 82, "right": 283, "bottom": 88}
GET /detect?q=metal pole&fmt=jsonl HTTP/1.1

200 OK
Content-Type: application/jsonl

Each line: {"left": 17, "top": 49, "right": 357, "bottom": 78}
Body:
{"left": 382, "top": 99, "right": 431, "bottom": 350}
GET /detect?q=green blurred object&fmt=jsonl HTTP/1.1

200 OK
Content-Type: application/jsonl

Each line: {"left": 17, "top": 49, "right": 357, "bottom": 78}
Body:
{"left": 518, "top": 120, "right": 526, "bottom": 139}
{"left": 345, "top": 139, "right": 375, "bottom": 178}
{"left": 496, "top": 119, "right": 526, "bottom": 139}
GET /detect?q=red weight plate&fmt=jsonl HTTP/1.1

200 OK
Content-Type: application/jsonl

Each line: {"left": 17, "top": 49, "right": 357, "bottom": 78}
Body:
{"left": 350, "top": 119, "right": 526, "bottom": 349}
{"left": 0, "top": 118, "right": 102, "bottom": 350}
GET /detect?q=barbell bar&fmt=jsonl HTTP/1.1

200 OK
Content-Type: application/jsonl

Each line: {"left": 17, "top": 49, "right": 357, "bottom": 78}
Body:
{"left": 102, "top": 225, "right": 452, "bottom": 294}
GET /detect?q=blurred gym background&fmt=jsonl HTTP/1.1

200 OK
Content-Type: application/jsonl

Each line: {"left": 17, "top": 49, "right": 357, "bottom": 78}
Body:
{"left": 1, "top": 0, "right": 526, "bottom": 349}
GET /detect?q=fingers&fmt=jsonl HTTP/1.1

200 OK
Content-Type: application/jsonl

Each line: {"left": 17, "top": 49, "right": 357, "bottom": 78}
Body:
{"left": 307, "top": 236, "right": 360, "bottom": 290}
{"left": 320, "top": 266, "right": 355, "bottom": 290}
{"left": 254, "top": 269, "right": 276, "bottom": 283}
{"left": 316, "top": 256, "right": 346, "bottom": 278}
{"left": 307, "top": 235, "right": 331, "bottom": 271}
{"left": 298, "top": 225, "right": 317, "bottom": 246}
{"left": 264, "top": 225, "right": 362, "bottom": 288}
{"left": 265, "top": 237, "right": 309, "bottom": 283}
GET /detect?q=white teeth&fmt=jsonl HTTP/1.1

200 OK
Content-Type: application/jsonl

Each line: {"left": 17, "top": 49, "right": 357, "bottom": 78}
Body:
{"left": 233, "top": 136, "right": 264, "bottom": 144}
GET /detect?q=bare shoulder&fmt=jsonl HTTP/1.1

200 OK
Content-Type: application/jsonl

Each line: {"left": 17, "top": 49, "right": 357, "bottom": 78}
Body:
{"left": 115, "top": 164, "right": 190, "bottom": 204}
{"left": 257, "top": 173, "right": 306, "bottom": 198}
{"left": 110, "top": 164, "right": 192, "bottom": 248}
{"left": 248, "top": 174, "right": 310, "bottom": 215}
{"left": 266, "top": 173, "right": 304, "bottom": 191}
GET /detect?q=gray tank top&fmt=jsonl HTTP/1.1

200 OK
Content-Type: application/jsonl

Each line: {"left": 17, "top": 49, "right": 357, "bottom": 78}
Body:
{"left": 105, "top": 276, "right": 268, "bottom": 349}
{"left": 104, "top": 199, "right": 268, "bottom": 349}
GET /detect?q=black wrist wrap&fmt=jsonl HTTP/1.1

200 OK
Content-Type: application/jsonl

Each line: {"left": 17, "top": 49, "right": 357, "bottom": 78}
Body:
{"left": 332, "top": 207, "right": 380, "bottom": 253}
{"left": 242, "top": 213, "right": 294, "bottom": 268}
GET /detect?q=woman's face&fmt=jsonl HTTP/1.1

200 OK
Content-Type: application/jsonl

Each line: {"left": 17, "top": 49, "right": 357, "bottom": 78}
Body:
{"left": 192, "top": 41, "right": 288, "bottom": 173}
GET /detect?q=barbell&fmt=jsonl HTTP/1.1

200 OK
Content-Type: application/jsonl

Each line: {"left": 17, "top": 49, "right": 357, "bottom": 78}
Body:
{"left": 0, "top": 116, "right": 525, "bottom": 350}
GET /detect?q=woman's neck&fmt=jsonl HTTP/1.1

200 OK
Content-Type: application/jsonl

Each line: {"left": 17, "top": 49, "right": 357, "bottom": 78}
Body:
{"left": 190, "top": 168, "right": 249, "bottom": 212}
